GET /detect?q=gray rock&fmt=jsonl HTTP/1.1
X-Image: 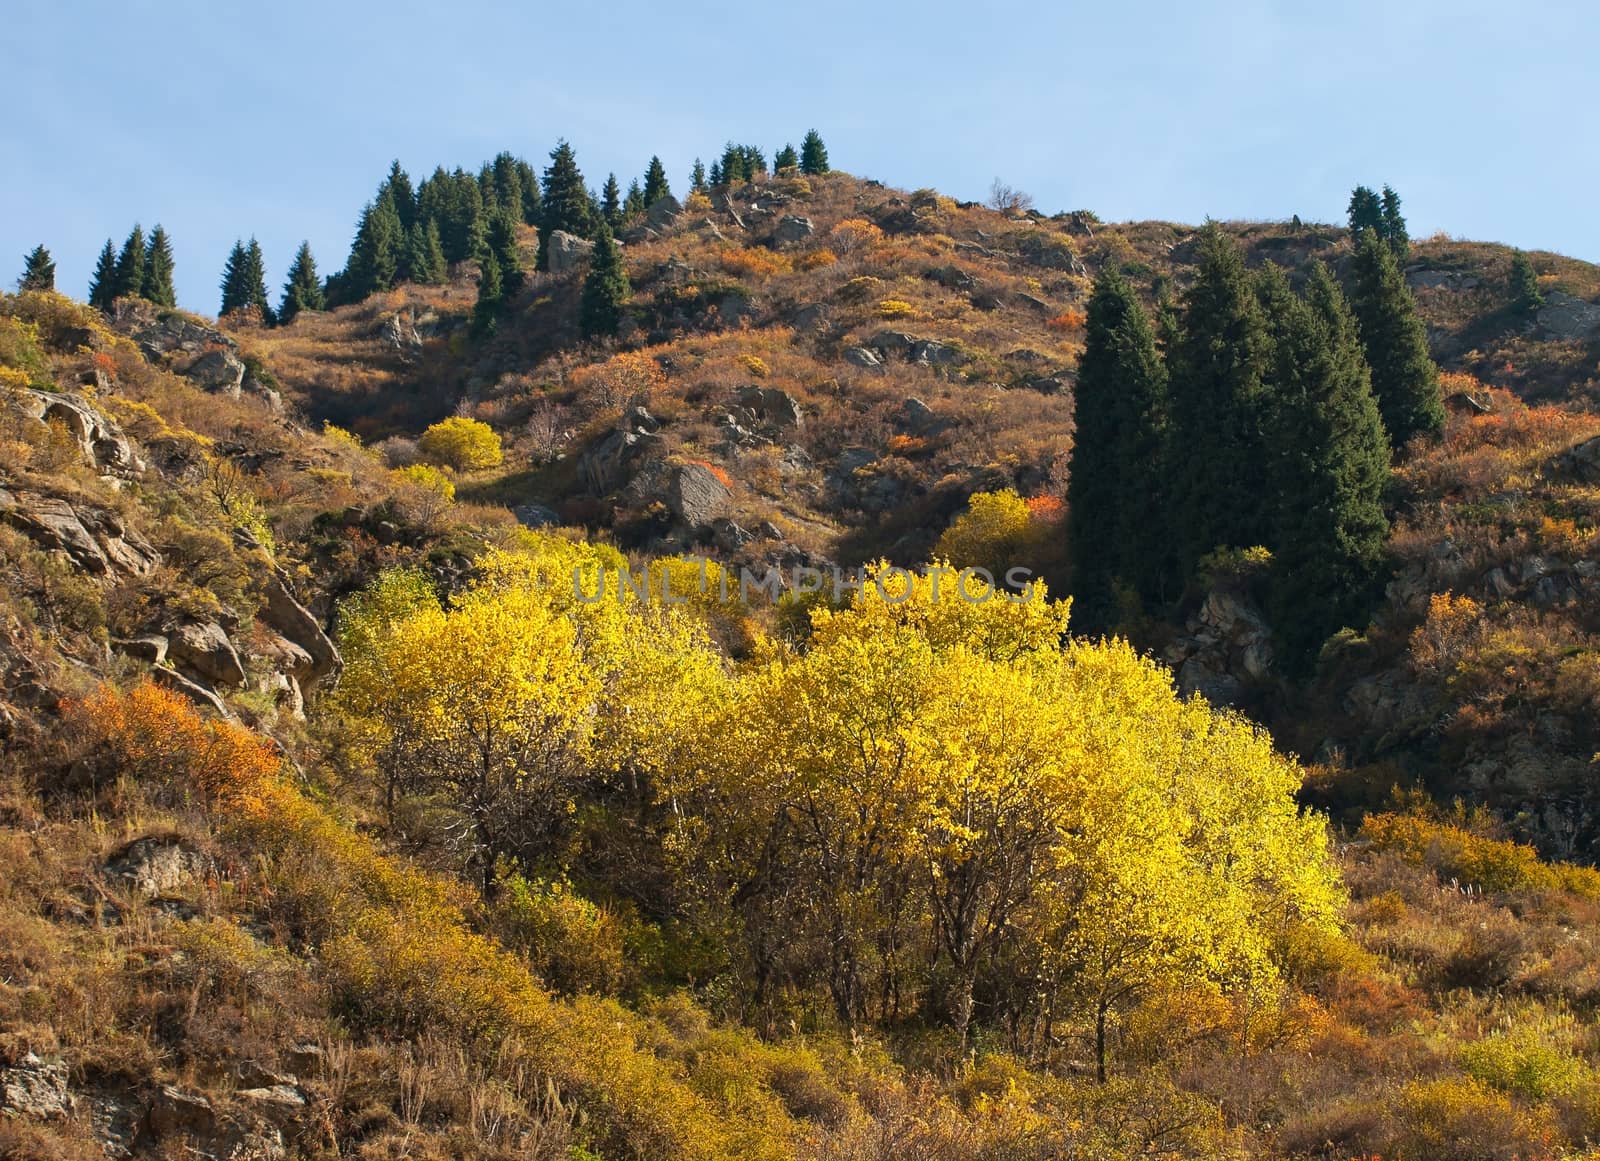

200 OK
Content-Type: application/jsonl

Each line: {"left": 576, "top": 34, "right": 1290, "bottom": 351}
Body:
{"left": 736, "top": 386, "right": 803, "bottom": 429}
{"left": 104, "top": 835, "right": 210, "bottom": 898}
{"left": 910, "top": 339, "right": 964, "bottom": 367}
{"left": 0, "top": 490, "right": 111, "bottom": 573}
{"left": 148, "top": 1085, "right": 216, "bottom": 1139}
{"left": 380, "top": 311, "right": 423, "bottom": 350}
{"left": 109, "top": 299, "right": 237, "bottom": 361}
{"left": 117, "top": 634, "right": 169, "bottom": 665}
{"left": 867, "top": 331, "right": 917, "bottom": 357}
{"left": 260, "top": 574, "right": 341, "bottom": 684}
{"left": 758, "top": 520, "right": 785, "bottom": 541}
{"left": 1538, "top": 291, "right": 1600, "bottom": 341}
{"left": 927, "top": 265, "right": 975, "bottom": 290}
{"left": 19, "top": 389, "right": 144, "bottom": 477}
{"left": 1557, "top": 435, "right": 1600, "bottom": 483}
{"left": 899, "top": 397, "right": 941, "bottom": 434}
{"left": 844, "top": 346, "right": 883, "bottom": 370}
{"left": 167, "top": 620, "right": 247, "bottom": 688}
{"left": 235, "top": 1084, "right": 306, "bottom": 1127}
{"left": 184, "top": 349, "right": 247, "bottom": 397}
{"left": 1178, "top": 658, "right": 1244, "bottom": 706}
{"left": 712, "top": 518, "right": 755, "bottom": 551}
{"left": 151, "top": 666, "right": 230, "bottom": 717}
{"left": 513, "top": 504, "right": 561, "bottom": 529}
{"left": 664, "top": 462, "right": 732, "bottom": 527}
{"left": 1, "top": 1052, "right": 71, "bottom": 1120}
{"left": 545, "top": 230, "right": 594, "bottom": 274}
{"left": 1405, "top": 268, "right": 1481, "bottom": 291}
{"left": 646, "top": 194, "right": 682, "bottom": 230}
{"left": 790, "top": 302, "right": 829, "bottom": 332}
{"left": 579, "top": 427, "right": 665, "bottom": 493}
{"left": 718, "top": 291, "right": 758, "bottom": 325}
{"left": 772, "top": 215, "right": 815, "bottom": 245}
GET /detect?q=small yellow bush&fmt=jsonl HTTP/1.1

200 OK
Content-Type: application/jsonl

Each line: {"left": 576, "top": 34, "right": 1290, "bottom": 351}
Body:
{"left": 418, "top": 416, "right": 503, "bottom": 471}
{"left": 393, "top": 463, "right": 455, "bottom": 501}
{"left": 877, "top": 299, "right": 918, "bottom": 319}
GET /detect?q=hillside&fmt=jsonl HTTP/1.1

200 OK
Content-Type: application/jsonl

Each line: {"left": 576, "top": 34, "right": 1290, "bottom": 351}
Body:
{"left": 5, "top": 157, "right": 1600, "bottom": 1161}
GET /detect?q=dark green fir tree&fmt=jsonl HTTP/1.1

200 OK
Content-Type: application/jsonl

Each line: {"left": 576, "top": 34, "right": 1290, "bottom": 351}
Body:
{"left": 89, "top": 240, "right": 118, "bottom": 309}
{"left": 278, "top": 241, "right": 324, "bottom": 324}
{"left": 774, "top": 143, "right": 799, "bottom": 173}
{"left": 579, "top": 222, "right": 629, "bottom": 339}
{"left": 18, "top": 244, "right": 55, "bottom": 292}
{"left": 642, "top": 155, "right": 671, "bottom": 205}
{"left": 800, "top": 129, "right": 829, "bottom": 175}
{"left": 601, "top": 174, "right": 622, "bottom": 228}
{"left": 1509, "top": 250, "right": 1544, "bottom": 315}
{"left": 143, "top": 225, "right": 176, "bottom": 307}
{"left": 1347, "top": 186, "right": 1383, "bottom": 241}
{"left": 538, "top": 140, "right": 593, "bottom": 270}
{"left": 1349, "top": 232, "right": 1444, "bottom": 449}
{"left": 1380, "top": 185, "right": 1409, "bottom": 259}
{"left": 112, "top": 224, "right": 147, "bottom": 301}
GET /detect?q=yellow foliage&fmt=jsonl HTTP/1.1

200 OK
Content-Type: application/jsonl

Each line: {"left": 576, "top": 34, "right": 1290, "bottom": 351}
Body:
{"left": 417, "top": 416, "right": 503, "bottom": 471}
{"left": 392, "top": 462, "right": 455, "bottom": 500}
{"left": 877, "top": 299, "right": 918, "bottom": 319}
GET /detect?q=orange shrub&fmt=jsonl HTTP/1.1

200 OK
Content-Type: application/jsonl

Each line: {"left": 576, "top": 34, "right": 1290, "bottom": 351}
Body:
{"left": 719, "top": 247, "right": 790, "bottom": 278}
{"left": 796, "top": 248, "right": 838, "bottom": 271}
{"left": 569, "top": 350, "right": 668, "bottom": 409}
{"left": 1025, "top": 493, "right": 1066, "bottom": 522}
{"left": 1046, "top": 309, "right": 1087, "bottom": 332}
{"left": 829, "top": 218, "right": 884, "bottom": 255}
{"left": 886, "top": 433, "right": 927, "bottom": 455}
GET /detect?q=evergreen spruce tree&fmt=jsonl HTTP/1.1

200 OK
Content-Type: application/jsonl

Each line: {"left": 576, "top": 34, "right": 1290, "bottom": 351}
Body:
{"left": 1380, "top": 185, "right": 1409, "bottom": 259}
{"left": 434, "top": 169, "right": 486, "bottom": 265}
{"left": 485, "top": 209, "right": 524, "bottom": 292}
{"left": 515, "top": 158, "right": 541, "bottom": 225}
{"left": 401, "top": 220, "right": 446, "bottom": 286}
{"left": 718, "top": 142, "right": 746, "bottom": 186}
{"left": 642, "top": 155, "right": 671, "bottom": 205}
{"left": 800, "top": 129, "right": 829, "bottom": 175}
{"left": 278, "top": 241, "right": 324, "bottom": 324}
{"left": 1347, "top": 186, "right": 1383, "bottom": 241}
{"left": 707, "top": 159, "right": 724, "bottom": 188}
{"left": 623, "top": 179, "right": 645, "bottom": 219}
{"left": 1350, "top": 232, "right": 1444, "bottom": 449}
{"left": 538, "top": 140, "right": 593, "bottom": 270}
{"left": 690, "top": 158, "right": 707, "bottom": 192}
{"left": 18, "top": 244, "right": 56, "bottom": 292}
{"left": 740, "top": 145, "right": 767, "bottom": 177}
{"left": 1067, "top": 270, "right": 1170, "bottom": 630}
{"left": 602, "top": 174, "right": 622, "bottom": 228}
{"left": 1167, "top": 223, "right": 1275, "bottom": 580}
{"left": 112, "top": 224, "right": 147, "bottom": 301}
{"left": 346, "top": 198, "right": 403, "bottom": 299}
{"left": 1510, "top": 250, "right": 1544, "bottom": 315}
{"left": 774, "top": 143, "right": 799, "bottom": 173}
{"left": 490, "top": 152, "right": 524, "bottom": 218}
{"left": 1267, "top": 262, "right": 1391, "bottom": 668}
{"left": 243, "top": 237, "right": 274, "bottom": 322}
{"left": 219, "top": 241, "right": 250, "bottom": 316}
{"left": 383, "top": 160, "right": 417, "bottom": 231}
{"left": 579, "top": 222, "right": 629, "bottom": 339}
{"left": 142, "top": 225, "right": 176, "bottom": 307}
{"left": 89, "top": 240, "right": 118, "bottom": 310}
{"left": 472, "top": 251, "right": 503, "bottom": 337}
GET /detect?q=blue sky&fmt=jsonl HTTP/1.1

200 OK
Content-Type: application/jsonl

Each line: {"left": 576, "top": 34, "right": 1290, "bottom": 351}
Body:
{"left": 7, "top": 0, "right": 1596, "bottom": 314}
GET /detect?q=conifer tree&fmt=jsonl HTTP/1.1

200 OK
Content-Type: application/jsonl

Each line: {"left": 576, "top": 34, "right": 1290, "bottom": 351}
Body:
{"left": 490, "top": 152, "right": 524, "bottom": 218}
{"left": 707, "top": 159, "right": 724, "bottom": 187}
{"left": 219, "top": 240, "right": 250, "bottom": 316}
{"left": 1347, "top": 186, "right": 1383, "bottom": 241}
{"left": 1510, "top": 249, "right": 1544, "bottom": 315}
{"left": 690, "top": 158, "right": 707, "bottom": 192}
{"left": 800, "top": 129, "right": 829, "bottom": 175}
{"left": 142, "top": 225, "right": 176, "bottom": 307}
{"left": 278, "top": 241, "right": 324, "bottom": 324}
{"left": 1068, "top": 270, "right": 1170, "bottom": 629}
{"left": 538, "top": 140, "right": 593, "bottom": 269}
{"left": 472, "top": 251, "right": 503, "bottom": 337}
{"left": 383, "top": 160, "right": 417, "bottom": 231}
{"left": 1380, "top": 185, "right": 1408, "bottom": 259}
{"left": 774, "top": 143, "right": 799, "bottom": 173}
{"left": 401, "top": 220, "right": 446, "bottom": 286}
{"left": 642, "top": 155, "right": 671, "bottom": 205}
{"left": 346, "top": 198, "right": 402, "bottom": 299}
{"left": 1350, "top": 232, "right": 1443, "bottom": 449}
{"left": 112, "top": 224, "right": 147, "bottom": 301}
{"left": 18, "top": 244, "right": 55, "bottom": 292}
{"left": 515, "top": 158, "right": 541, "bottom": 225}
{"left": 579, "top": 221, "right": 628, "bottom": 339}
{"left": 1167, "top": 223, "right": 1274, "bottom": 580}
{"left": 89, "top": 240, "right": 118, "bottom": 309}
{"left": 485, "top": 209, "right": 523, "bottom": 292}
{"left": 718, "top": 142, "right": 746, "bottom": 186}
{"left": 740, "top": 145, "right": 767, "bottom": 178}
{"left": 1266, "top": 262, "right": 1391, "bottom": 667}
{"left": 623, "top": 179, "right": 645, "bottom": 219}
{"left": 243, "top": 237, "right": 273, "bottom": 322}
{"left": 601, "top": 173, "right": 622, "bottom": 228}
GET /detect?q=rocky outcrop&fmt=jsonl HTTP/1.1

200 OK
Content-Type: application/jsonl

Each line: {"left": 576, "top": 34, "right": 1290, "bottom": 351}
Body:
{"left": 772, "top": 215, "right": 815, "bottom": 245}
{"left": 1, "top": 1052, "right": 71, "bottom": 1120}
{"left": 736, "top": 386, "right": 803, "bottom": 430}
{"left": 1537, "top": 291, "right": 1600, "bottom": 341}
{"left": 1164, "top": 589, "right": 1275, "bottom": 706}
{"left": 148, "top": 1084, "right": 287, "bottom": 1161}
{"left": 545, "top": 230, "right": 594, "bottom": 274}
{"left": 0, "top": 489, "right": 159, "bottom": 577}
{"left": 104, "top": 835, "right": 211, "bottom": 898}
{"left": 18, "top": 389, "right": 144, "bottom": 477}
{"left": 110, "top": 299, "right": 238, "bottom": 361}
{"left": 646, "top": 194, "right": 682, "bottom": 231}
{"left": 1406, "top": 267, "right": 1481, "bottom": 291}
{"left": 865, "top": 331, "right": 968, "bottom": 369}
{"left": 664, "top": 463, "right": 731, "bottom": 527}
{"left": 167, "top": 620, "right": 247, "bottom": 688}
{"left": 260, "top": 573, "right": 340, "bottom": 683}
{"left": 184, "top": 349, "right": 247, "bottom": 397}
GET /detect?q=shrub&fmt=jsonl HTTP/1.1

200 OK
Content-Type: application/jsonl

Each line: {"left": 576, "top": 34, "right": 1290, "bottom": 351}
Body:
{"left": 491, "top": 874, "right": 627, "bottom": 996}
{"left": 1461, "top": 1027, "right": 1585, "bottom": 1101}
{"left": 739, "top": 353, "right": 770, "bottom": 378}
{"left": 568, "top": 350, "right": 667, "bottom": 410}
{"left": 1386, "top": 1077, "right": 1548, "bottom": 1161}
{"left": 1046, "top": 309, "right": 1087, "bottom": 331}
{"left": 417, "top": 417, "right": 503, "bottom": 471}
{"left": 877, "top": 299, "right": 918, "bottom": 319}
{"left": 719, "top": 248, "right": 790, "bottom": 278}
{"left": 393, "top": 463, "right": 455, "bottom": 501}
{"left": 829, "top": 219, "right": 884, "bottom": 255}
{"left": 796, "top": 248, "right": 837, "bottom": 271}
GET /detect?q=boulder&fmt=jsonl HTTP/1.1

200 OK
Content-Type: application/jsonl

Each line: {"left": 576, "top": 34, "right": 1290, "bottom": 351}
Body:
{"left": 867, "top": 331, "right": 917, "bottom": 357}
{"left": 235, "top": 1085, "right": 306, "bottom": 1127}
{"left": 736, "top": 386, "right": 803, "bottom": 429}
{"left": 167, "top": 620, "right": 247, "bottom": 688}
{"left": 0, "top": 490, "right": 111, "bottom": 573}
{"left": 109, "top": 300, "right": 237, "bottom": 361}
{"left": 772, "top": 215, "right": 815, "bottom": 245}
{"left": 380, "top": 311, "right": 423, "bottom": 351}
{"left": 20, "top": 389, "right": 144, "bottom": 477}
{"left": 1538, "top": 291, "right": 1600, "bottom": 341}
{"left": 1, "top": 1052, "right": 71, "bottom": 1120}
{"left": 148, "top": 1085, "right": 217, "bottom": 1139}
{"left": 1405, "top": 268, "right": 1480, "bottom": 291}
{"left": 910, "top": 339, "right": 964, "bottom": 367}
{"left": 104, "top": 835, "right": 210, "bottom": 898}
{"left": 545, "top": 230, "right": 594, "bottom": 274}
{"left": 789, "top": 302, "right": 829, "bottom": 333}
{"left": 717, "top": 290, "right": 758, "bottom": 325}
{"left": 513, "top": 503, "right": 561, "bottom": 529}
{"left": 579, "top": 427, "right": 665, "bottom": 493}
{"left": 183, "top": 349, "right": 247, "bottom": 397}
{"left": 116, "top": 634, "right": 169, "bottom": 665}
{"left": 665, "top": 463, "right": 731, "bottom": 527}
{"left": 645, "top": 194, "right": 682, "bottom": 230}
{"left": 261, "top": 573, "right": 341, "bottom": 683}
{"left": 844, "top": 346, "right": 883, "bottom": 370}
{"left": 150, "top": 666, "right": 229, "bottom": 716}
